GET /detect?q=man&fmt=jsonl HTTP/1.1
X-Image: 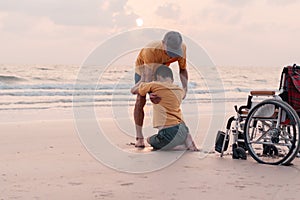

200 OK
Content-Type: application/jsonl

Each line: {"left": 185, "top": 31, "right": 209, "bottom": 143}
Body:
{"left": 131, "top": 65, "right": 197, "bottom": 150}
{"left": 133, "top": 31, "right": 188, "bottom": 148}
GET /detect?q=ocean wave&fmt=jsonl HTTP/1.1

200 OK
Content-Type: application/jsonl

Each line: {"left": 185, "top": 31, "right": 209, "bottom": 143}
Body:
{"left": 0, "top": 83, "right": 133, "bottom": 90}
{"left": 0, "top": 75, "right": 26, "bottom": 83}
{"left": 0, "top": 89, "right": 244, "bottom": 97}
{"left": 0, "top": 96, "right": 246, "bottom": 106}
{"left": 0, "top": 91, "right": 130, "bottom": 97}
{"left": 254, "top": 79, "right": 267, "bottom": 83}
{"left": 234, "top": 88, "right": 250, "bottom": 93}
{"left": 37, "top": 67, "right": 53, "bottom": 71}
{"left": 31, "top": 77, "right": 62, "bottom": 82}
{"left": 0, "top": 64, "right": 281, "bottom": 111}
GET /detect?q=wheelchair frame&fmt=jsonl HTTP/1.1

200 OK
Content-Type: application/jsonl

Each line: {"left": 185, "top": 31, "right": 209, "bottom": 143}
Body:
{"left": 215, "top": 64, "right": 300, "bottom": 165}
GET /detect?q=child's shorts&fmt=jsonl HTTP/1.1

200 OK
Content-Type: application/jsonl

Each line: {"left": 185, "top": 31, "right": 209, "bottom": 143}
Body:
{"left": 148, "top": 123, "right": 189, "bottom": 150}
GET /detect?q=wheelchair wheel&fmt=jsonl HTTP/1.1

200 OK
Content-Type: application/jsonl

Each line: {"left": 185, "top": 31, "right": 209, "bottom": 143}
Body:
{"left": 244, "top": 99, "right": 300, "bottom": 165}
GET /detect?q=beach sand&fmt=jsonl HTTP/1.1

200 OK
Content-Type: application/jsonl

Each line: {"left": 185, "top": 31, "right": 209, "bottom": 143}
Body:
{"left": 1, "top": 109, "right": 300, "bottom": 200}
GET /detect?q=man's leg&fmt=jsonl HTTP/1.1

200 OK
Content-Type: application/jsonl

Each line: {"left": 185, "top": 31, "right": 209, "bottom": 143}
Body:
{"left": 134, "top": 94, "right": 146, "bottom": 147}
{"left": 133, "top": 72, "right": 146, "bottom": 148}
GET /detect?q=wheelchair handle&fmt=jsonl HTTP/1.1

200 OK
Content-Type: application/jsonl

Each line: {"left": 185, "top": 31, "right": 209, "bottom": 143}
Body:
{"left": 250, "top": 90, "right": 275, "bottom": 96}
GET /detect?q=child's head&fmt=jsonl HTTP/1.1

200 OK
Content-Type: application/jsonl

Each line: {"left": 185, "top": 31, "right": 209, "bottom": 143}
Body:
{"left": 154, "top": 65, "right": 174, "bottom": 81}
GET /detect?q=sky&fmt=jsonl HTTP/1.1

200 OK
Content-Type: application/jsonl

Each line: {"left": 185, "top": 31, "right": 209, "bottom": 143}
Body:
{"left": 0, "top": 0, "right": 300, "bottom": 67}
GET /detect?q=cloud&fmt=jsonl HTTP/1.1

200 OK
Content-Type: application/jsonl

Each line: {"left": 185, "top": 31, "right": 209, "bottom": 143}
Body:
{"left": 155, "top": 3, "right": 181, "bottom": 19}
{"left": 0, "top": 0, "right": 141, "bottom": 64}
{"left": 0, "top": 1, "right": 98, "bottom": 25}
{"left": 214, "top": 0, "right": 253, "bottom": 7}
{"left": 266, "top": 0, "right": 300, "bottom": 6}
{"left": 0, "top": 0, "right": 138, "bottom": 28}
{"left": 0, "top": 0, "right": 300, "bottom": 66}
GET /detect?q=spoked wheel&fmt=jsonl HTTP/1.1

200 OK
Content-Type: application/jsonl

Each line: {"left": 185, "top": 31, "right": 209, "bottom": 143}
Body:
{"left": 244, "top": 99, "right": 300, "bottom": 165}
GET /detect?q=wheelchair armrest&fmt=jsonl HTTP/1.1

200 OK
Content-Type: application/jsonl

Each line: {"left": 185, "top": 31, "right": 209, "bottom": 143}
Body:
{"left": 250, "top": 90, "right": 275, "bottom": 96}
{"left": 238, "top": 105, "right": 249, "bottom": 115}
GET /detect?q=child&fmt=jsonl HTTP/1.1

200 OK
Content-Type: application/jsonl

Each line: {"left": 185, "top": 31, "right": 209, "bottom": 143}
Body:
{"left": 131, "top": 65, "right": 198, "bottom": 151}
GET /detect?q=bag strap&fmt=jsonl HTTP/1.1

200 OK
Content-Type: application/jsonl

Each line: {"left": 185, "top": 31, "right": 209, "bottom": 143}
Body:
{"left": 279, "top": 66, "right": 288, "bottom": 90}
{"left": 292, "top": 63, "right": 300, "bottom": 75}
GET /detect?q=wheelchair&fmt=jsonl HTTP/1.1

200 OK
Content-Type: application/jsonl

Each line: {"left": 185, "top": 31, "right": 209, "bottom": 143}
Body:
{"left": 215, "top": 64, "right": 300, "bottom": 165}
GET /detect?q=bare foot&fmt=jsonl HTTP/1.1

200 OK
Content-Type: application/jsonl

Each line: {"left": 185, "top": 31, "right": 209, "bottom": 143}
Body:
{"left": 185, "top": 134, "right": 199, "bottom": 151}
{"left": 170, "top": 144, "right": 187, "bottom": 150}
{"left": 169, "top": 144, "right": 199, "bottom": 151}
{"left": 135, "top": 138, "right": 145, "bottom": 148}
{"left": 187, "top": 141, "right": 199, "bottom": 151}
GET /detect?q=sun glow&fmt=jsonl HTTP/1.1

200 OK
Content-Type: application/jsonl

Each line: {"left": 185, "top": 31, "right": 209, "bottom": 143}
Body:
{"left": 135, "top": 18, "right": 143, "bottom": 27}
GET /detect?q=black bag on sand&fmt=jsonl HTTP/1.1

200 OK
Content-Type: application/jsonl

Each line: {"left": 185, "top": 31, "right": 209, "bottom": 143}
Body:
{"left": 215, "top": 131, "right": 229, "bottom": 153}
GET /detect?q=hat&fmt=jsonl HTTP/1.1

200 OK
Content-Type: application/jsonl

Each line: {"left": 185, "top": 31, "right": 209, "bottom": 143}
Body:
{"left": 163, "top": 31, "right": 183, "bottom": 58}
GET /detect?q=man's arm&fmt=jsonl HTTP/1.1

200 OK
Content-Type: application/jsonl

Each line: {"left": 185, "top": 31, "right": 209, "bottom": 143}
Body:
{"left": 130, "top": 66, "right": 151, "bottom": 94}
{"left": 131, "top": 81, "right": 149, "bottom": 96}
{"left": 141, "top": 65, "right": 162, "bottom": 104}
{"left": 131, "top": 81, "right": 161, "bottom": 104}
{"left": 179, "top": 68, "right": 188, "bottom": 99}
{"left": 178, "top": 43, "right": 188, "bottom": 99}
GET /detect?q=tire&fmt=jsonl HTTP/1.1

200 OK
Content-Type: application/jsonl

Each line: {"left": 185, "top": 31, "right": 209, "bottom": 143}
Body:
{"left": 244, "top": 99, "right": 300, "bottom": 165}
{"left": 232, "top": 145, "right": 247, "bottom": 160}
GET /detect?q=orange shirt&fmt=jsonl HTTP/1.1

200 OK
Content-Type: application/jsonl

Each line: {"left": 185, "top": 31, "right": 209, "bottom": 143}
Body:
{"left": 139, "top": 81, "right": 184, "bottom": 128}
{"left": 135, "top": 41, "right": 187, "bottom": 76}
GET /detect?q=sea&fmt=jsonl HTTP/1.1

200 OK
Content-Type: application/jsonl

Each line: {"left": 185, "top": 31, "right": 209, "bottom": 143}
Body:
{"left": 0, "top": 63, "right": 284, "bottom": 116}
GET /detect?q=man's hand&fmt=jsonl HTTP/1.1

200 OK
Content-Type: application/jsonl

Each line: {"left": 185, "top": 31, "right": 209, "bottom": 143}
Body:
{"left": 149, "top": 93, "right": 161, "bottom": 104}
